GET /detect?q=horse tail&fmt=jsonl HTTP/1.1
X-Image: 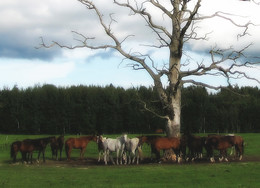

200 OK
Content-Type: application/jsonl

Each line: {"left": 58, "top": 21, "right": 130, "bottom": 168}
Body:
{"left": 242, "top": 139, "right": 245, "bottom": 155}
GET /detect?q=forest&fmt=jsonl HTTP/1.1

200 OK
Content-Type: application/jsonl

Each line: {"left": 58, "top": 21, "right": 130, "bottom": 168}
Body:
{"left": 0, "top": 84, "right": 259, "bottom": 135}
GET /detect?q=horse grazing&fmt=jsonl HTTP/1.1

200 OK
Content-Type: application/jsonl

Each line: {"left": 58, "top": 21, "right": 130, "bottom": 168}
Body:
{"left": 65, "top": 135, "right": 97, "bottom": 160}
{"left": 10, "top": 141, "right": 22, "bottom": 163}
{"left": 124, "top": 137, "right": 142, "bottom": 164}
{"left": 50, "top": 135, "right": 64, "bottom": 160}
{"left": 232, "top": 135, "right": 244, "bottom": 160}
{"left": 102, "top": 134, "right": 127, "bottom": 165}
{"left": 152, "top": 137, "right": 181, "bottom": 163}
{"left": 205, "top": 135, "right": 244, "bottom": 162}
{"left": 185, "top": 134, "right": 206, "bottom": 162}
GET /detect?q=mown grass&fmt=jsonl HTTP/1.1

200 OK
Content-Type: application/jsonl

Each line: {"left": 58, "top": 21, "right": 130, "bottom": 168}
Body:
{"left": 0, "top": 133, "right": 259, "bottom": 188}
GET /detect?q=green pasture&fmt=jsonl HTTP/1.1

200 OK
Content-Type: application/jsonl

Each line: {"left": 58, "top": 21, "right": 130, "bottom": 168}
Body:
{"left": 0, "top": 133, "right": 259, "bottom": 188}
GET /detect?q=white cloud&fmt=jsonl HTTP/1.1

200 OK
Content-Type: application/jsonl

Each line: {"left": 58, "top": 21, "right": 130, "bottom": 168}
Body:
{"left": 0, "top": 0, "right": 259, "bottom": 89}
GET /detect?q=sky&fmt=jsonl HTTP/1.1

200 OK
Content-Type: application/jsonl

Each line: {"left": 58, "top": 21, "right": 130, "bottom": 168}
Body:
{"left": 0, "top": 0, "right": 260, "bottom": 90}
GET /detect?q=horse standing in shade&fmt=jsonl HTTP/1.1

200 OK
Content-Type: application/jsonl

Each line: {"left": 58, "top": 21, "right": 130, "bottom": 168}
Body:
{"left": 152, "top": 137, "right": 182, "bottom": 163}
{"left": 65, "top": 135, "right": 97, "bottom": 160}
{"left": 50, "top": 135, "right": 64, "bottom": 160}
{"left": 138, "top": 135, "right": 162, "bottom": 161}
{"left": 185, "top": 134, "right": 206, "bottom": 161}
{"left": 102, "top": 134, "right": 127, "bottom": 165}
{"left": 124, "top": 137, "right": 142, "bottom": 164}
{"left": 205, "top": 135, "right": 244, "bottom": 162}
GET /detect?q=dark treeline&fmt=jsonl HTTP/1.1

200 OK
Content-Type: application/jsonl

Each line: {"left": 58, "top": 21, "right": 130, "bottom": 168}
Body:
{"left": 0, "top": 84, "right": 259, "bottom": 135}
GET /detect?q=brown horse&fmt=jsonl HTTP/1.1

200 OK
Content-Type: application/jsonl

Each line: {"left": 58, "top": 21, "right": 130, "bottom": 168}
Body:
{"left": 152, "top": 137, "right": 181, "bottom": 163}
{"left": 185, "top": 134, "right": 206, "bottom": 161}
{"left": 10, "top": 137, "right": 54, "bottom": 163}
{"left": 232, "top": 135, "right": 244, "bottom": 160}
{"left": 65, "top": 135, "right": 97, "bottom": 160}
{"left": 10, "top": 141, "right": 22, "bottom": 163}
{"left": 23, "top": 137, "right": 54, "bottom": 163}
{"left": 50, "top": 135, "right": 64, "bottom": 160}
{"left": 205, "top": 135, "right": 244, "bottom": 162}
{"left": 138, "top": 135, "right": 162, "bottom": 160}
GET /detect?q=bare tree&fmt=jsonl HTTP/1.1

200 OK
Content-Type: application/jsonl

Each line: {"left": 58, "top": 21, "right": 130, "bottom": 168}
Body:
{"left": 40, "top": 0, "right": 260, "bottom": 137}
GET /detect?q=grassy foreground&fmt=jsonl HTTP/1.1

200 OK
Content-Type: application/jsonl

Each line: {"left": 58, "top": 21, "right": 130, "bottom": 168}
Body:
{"left": 0, "top": 133, "right": 259, "bottom": 188}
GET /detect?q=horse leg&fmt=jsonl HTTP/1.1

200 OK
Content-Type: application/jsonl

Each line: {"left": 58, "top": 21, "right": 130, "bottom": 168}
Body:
{"left": 109, "top": 151, "right": 115, "bottom": 165}
{"left": 116, "top": 150, "right": 119, "bottom": 165}
{"left": 131, "top": 150, "right": 136, "bottom": 164}
{"left": 209, "top": 148, "right": 215, "bottom": 163}
{"left": 67, "top": 148, "right": 72, "bottom": 161}
{"left": 98, "top": 150, "right": 101, "bottom": 162}
{"left": 104, "top": 150, "right": 108, "bottom": 165}
{"left": 59, "top": 148, "right": 62, "bottom": 161}
{"left": 37, "top": 150, "right": 41, "bottom": 163}
{"left": 136, "top": 149, "right": 139, "bottom": 165}
{"left": 42, "top": 149, "right": 46, "bottom": 163}
{"left": 81, "top": 147, "right": 86, "bottom": 160}
{"left": 155, "top": 149, "right": 161, "bottom": 163}
{"left": 219, "top": 150, "right": 224, "bottom": 162}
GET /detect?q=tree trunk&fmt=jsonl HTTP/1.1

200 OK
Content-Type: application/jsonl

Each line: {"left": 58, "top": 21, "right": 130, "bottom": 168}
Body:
{"left": 165, "top": 88, "right": 181, "bottom": 138}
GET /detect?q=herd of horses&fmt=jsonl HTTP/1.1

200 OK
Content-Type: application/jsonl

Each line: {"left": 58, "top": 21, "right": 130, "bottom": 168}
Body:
{"left": 10, "top": 133, "right": 244, "bottom": 165}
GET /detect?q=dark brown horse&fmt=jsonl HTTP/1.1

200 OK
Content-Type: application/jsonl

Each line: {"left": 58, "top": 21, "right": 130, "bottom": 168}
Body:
{"left": 205, "top": 135, "right": 244, "bottom": 162}
{"left": 50, "top": 135, "right": 64, "bottom": 160}
{"left": 152, "top": 137, "right": 181, "bottom": 163}
{"left": 185, "top": 134, "right": 206, "bottom": 161}
{"left": 10, "top": 137, "right": 54, "bottom": 163}
{"left": 10, "top": 141, "right": 22, "bottom": 163}
{"left": 23, "top": 137, "right": 54, "bottom": 163}
{"left": 65, "top": 135, "right": 97, "bottom": 160}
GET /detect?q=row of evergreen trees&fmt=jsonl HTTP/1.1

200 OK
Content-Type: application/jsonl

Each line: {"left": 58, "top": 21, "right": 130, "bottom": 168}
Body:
{"left": 0, "top": 84, "right": 259, "bottom": 135}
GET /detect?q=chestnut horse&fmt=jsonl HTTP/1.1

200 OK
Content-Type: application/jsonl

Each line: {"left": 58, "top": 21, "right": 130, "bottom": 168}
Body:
{"left": 138, "top": 135, "right": 162, "bottom": 160}
{"left": 50, "top": 135, "right": 64, "bottom": 160}
{"left": 152, "top": 137, "right": 181, "bottom": 163}
{"left": 205, "top": 135, "right": 244, "bottom": 162}
{"left": 65, "top": 135, "right": 97, "bottom": 160}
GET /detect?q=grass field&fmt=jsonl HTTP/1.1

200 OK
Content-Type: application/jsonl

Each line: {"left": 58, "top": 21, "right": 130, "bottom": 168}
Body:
{"left": 0, "top": 133, "right": 259, "bottom": 188}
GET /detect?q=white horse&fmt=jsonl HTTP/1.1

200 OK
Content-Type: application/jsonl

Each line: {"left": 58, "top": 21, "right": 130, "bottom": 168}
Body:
{"left": 124, "top": 137, "right": 142, "bottom": 164}
{"left": 102, "top": 134, "right": 127, "bottom": 165}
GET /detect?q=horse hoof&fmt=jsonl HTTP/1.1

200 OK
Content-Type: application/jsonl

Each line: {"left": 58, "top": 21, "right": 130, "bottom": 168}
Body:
{"left": 210, "top": 157, "right": 215, "bottom": 163}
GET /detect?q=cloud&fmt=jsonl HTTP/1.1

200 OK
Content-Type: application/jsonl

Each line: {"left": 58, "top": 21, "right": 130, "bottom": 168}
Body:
{"left": 0, "top": 0, "right": 259, "bottom": 89}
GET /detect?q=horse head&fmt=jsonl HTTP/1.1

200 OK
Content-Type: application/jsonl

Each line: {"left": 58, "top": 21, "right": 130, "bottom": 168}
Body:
{"left": 122, "top": 134, "right": 128, "bottom": 143}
